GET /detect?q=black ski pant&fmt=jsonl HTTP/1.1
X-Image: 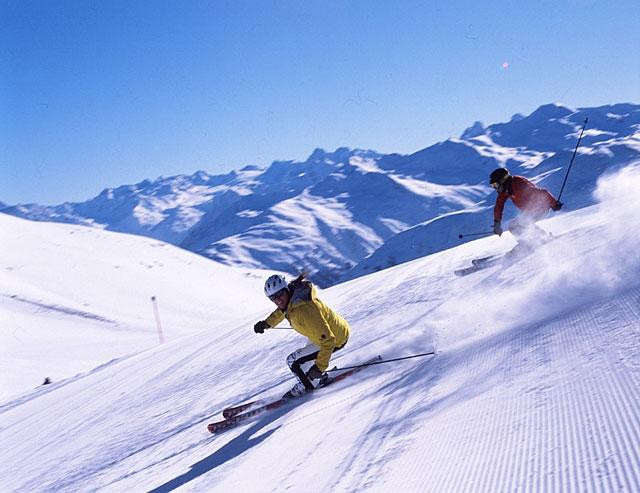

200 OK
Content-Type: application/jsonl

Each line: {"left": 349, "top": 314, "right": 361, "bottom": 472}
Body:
{"left": 286, "top": 340, "right": 346, "bottom": 390}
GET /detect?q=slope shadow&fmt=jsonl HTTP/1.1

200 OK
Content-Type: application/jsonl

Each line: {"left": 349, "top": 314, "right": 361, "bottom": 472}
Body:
{"left": 326, "top": 319, "right": 559, "bottom": 490}
{"left": 147, "top": 402, "right": 298, "bottom": 493}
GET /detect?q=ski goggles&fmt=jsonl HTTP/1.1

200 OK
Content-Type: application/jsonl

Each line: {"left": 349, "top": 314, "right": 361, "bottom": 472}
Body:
{"left": 490, "top": 174, "right": 510, "bottom": 189}
{"left": 268, "top": 288, "right": 288, "bottom": 302}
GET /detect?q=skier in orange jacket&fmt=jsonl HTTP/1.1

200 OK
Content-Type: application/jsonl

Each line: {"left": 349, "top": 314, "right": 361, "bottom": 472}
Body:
{"left": 489, "top": 167, "right": 562, "bottom": 253}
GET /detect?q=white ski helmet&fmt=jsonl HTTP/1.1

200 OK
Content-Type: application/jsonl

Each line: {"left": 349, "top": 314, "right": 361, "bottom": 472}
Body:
{"left": 264, "top": 274, "right": 288, "bottom": 297}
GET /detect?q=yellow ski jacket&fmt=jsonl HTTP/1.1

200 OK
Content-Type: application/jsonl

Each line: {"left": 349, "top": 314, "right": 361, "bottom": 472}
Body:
{"left": 265, "top": 281, "right": 350, "bottom": 371}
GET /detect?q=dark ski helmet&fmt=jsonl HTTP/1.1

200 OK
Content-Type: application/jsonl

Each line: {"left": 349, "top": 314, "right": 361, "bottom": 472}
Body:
{"left": 264, "top": 274, "right": 288, "bottom": 298}
{"left": 489, "top": 168, "right": 510, "bottom": 188}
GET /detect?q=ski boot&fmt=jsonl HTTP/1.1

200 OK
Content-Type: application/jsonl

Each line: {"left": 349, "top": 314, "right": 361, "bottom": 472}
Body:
{"left": 282, "top": 381, "right": 308, "bottom": 399}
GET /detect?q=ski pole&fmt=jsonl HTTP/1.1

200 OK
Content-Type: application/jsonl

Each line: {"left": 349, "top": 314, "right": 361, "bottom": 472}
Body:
{"left": 327, "top": 351, "right": 436, "bottom": 372}
{"left": 458, "top": 231, "right": 492, "bottom": 239}
{"left": 557, "top": 117, "right": 588, "bottom": 201}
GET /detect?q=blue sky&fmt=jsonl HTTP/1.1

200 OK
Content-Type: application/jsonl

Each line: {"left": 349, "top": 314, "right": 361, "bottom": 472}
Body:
{"left": 1, "top": 0, "right": 639, "bottom": 204}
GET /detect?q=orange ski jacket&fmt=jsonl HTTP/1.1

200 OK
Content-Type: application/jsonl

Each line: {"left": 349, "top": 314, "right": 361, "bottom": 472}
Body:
{"left": 494, "top": 175, "right": 558, "bottom": 222}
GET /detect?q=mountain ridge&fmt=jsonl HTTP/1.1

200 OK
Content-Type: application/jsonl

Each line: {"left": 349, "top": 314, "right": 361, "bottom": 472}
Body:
{"left": 3, "top": 102, "right": 639, "bottom": 286}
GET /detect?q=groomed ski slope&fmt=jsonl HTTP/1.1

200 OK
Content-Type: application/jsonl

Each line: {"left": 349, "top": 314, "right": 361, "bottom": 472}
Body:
{"left": 1, "top": 164, "right": 640, "bottom": 492}
{"left": 0, "top": 214, "right": 274, "bottom": 400}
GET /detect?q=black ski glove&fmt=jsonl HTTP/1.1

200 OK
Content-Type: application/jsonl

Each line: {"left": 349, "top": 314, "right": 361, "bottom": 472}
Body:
{"left": 493, "top": 220, "right": 503, "bottom": 236}
{"left": 254, "top": 320, "right": 269, "bottom": 334}
{"left": 306, "top": 364, "right": 324, "bottom": 380}
{"left": 552, "top": 201, "right": 563, "bottom": 211}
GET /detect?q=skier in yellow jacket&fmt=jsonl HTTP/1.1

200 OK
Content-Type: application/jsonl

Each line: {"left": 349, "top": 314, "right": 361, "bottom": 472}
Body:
{"left": 254, "top": 274, "right": 350, "bottom": 398}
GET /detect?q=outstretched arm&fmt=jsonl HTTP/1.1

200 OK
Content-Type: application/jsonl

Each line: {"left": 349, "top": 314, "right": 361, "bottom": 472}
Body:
{"left": 493, "top": 192, "right": 508, "bottom": 222}
{"left": 265, "top": 309, "right": 285, "bottom": 328}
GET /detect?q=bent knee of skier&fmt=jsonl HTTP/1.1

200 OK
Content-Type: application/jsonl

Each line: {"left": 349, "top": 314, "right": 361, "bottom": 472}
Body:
{"left": 286, "top": 351, "right": 297, "bottom": 369}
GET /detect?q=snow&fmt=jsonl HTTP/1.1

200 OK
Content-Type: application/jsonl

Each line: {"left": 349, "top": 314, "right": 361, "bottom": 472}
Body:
{"left": 606, "top": 112, "right": 629, "bottom": 121}
{"left": 1, "top": 164, "right": 640, "bottom": 491}
{"left": 465, "top": 135, "right": 557, "bottom": 170}
{"left": 235, "top": 209, "right": 262, "bottom": 218}
{"left": 348, "top": 155, "right": 385, "bottom": 174}
{"left": 0, "top": 215, "right": 273, "bottom": 400}
{"left": 388, "top": 174, "right": 484, "bottom": 208}
{"left": 206, "top": 190, "right": 384, "bottom": 276}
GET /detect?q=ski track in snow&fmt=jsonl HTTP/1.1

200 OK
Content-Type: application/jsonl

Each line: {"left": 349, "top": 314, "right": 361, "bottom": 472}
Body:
{"left": 353, "top": 289, "right": 640, "bottom": 492}
{"left": 2, "top": 293, "right": 117, "bottom": 324}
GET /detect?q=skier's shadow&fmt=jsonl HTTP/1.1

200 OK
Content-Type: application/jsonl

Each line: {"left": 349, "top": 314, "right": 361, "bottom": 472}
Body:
{"left": 147, "top": 402, "right": 299, "bottom": 493}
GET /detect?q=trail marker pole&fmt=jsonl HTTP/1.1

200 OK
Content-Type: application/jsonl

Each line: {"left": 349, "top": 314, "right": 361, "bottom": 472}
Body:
{"left": 151, "top": 296, "right": 165, "bottom": 344}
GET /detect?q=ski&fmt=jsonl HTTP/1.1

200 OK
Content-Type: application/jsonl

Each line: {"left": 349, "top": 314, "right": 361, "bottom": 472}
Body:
{"left": 208, "top": 397, "right": 292, "bottom": 434}
{"left": 471, "top": 255, "right": 498, "bottom": 266}
{"left": 455, "top": 243, "right": 542, "bottom": 276}
{"left": 455, "top": 256, "right": 502, "bottom": 276}
{"left": 208, "top": 355, "right": 382, "bottom": 435}
{"left": 222, "top": 400, "right": 263, "bottom": 419}
{"left": 221, "top": 364, "right": 338, "bottom": 419}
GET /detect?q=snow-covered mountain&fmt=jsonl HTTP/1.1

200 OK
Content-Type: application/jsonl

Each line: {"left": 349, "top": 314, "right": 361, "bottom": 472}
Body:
{"left": 4, "top": 103, "right": 639, "bottom": 285}
{"left": 1, "top": 163, "right": 639, "bottom": 491}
